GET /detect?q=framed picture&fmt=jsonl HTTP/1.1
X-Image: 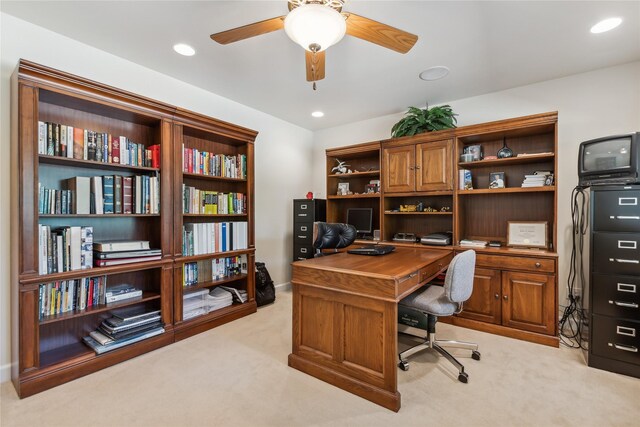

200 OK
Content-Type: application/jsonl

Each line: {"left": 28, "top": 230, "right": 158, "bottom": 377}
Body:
{"left": 365, "top": 183, "right": 378, "bottom": 194}
{"left": 489, "top": 172, "right": 505, "bottom": 189}
{"left": 337, "top": 182, "right": 349, "bottom": 195}
{"left": 507, "top": 221, "right": 548, "bottom": 248}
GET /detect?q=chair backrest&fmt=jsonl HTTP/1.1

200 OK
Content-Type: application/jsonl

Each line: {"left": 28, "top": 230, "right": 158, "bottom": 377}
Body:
{"left": 312, "top": 222, "right": 356, "bottom": 256}
{"left": 444, "top": 250, "right": 476, "bottom": 303}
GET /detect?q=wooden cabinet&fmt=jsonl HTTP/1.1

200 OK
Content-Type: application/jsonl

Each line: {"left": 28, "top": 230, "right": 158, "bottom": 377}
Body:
{"left": 460, "top": 268, "right": 501, "bottom": 324}
{"left": 10, "top": 60, "right": 258, "bottom": 397}
{"left": 383, "top": 139, "right": 453, "bottom": 193}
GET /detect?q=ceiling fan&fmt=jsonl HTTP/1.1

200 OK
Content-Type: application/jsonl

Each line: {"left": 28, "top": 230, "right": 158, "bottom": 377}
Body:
{"left": 210, "top": 0, "right": 418, "bottom": 90}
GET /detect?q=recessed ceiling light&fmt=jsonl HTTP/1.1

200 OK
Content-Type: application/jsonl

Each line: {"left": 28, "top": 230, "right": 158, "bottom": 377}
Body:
{"left": 173, "top": 43, "right": 196, "bottom": 56}
{"left": 311, "top": 111, "right": 324, "bottom": 118}
{"left": 419, "top": 66, "right": 450, "bottom": 81}
{"left": 590, "top": 17, "right": 622, "bottom": 34}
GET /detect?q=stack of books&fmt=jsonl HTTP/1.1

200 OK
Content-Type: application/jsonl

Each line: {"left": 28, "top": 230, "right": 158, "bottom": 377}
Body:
{"left": 93, "top": 240, "right": 161, "bottom": 267}
{"left": 220, "top": 286, "right": 247, "bottom": 304}
{"left": 83, "top": 308, "right": 164, "bottom": 354}
{"left": 459, "top": 239, "right": 488, "bottom": 247}
{"left": 522, "top": 171, "right": 553, "bottom": 187}
{"left": 105, "top": 283, "right": 142, "bottom": 304}
{"left": 182, "top": 287, "right": 237, "bottom": 320}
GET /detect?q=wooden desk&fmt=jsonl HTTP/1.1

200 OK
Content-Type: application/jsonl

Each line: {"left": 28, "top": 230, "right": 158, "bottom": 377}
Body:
{"left": 288, "top": 247, "right": 452, "bottom": 411}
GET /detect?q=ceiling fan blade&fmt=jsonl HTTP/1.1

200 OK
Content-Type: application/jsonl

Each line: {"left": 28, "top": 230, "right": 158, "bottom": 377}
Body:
{"left": 210, "top": 16, "right": 285, "bottom": 45}
{"left": 306, "top": 50, "right": 326, "bottom": 82}
{"left": 344, "top": 13, "right": 418, "bottom": 54}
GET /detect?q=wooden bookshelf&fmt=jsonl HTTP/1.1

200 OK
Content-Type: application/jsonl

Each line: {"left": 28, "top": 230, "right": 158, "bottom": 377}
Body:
{"left": 10, "top": 59, "right": 258, "bottom": 397}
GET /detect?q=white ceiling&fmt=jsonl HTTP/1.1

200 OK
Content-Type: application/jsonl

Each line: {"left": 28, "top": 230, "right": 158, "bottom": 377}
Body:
{"left": 2, "top": 1, "right": 639, "bottom": 130}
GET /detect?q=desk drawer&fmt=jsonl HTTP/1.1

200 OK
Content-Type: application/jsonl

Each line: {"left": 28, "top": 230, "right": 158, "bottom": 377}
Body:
{"left": 593, "top": 233, "right": 640, "bottom": 275}
{"left": 592, "top": 273, "right": 640, "bottom": 318}
{"left": 475, "top": 254, "right": 555, "bottom": 273}
{"left": 419, "top": 253, "right": 453, "bottom": 284}
{"left": 592, "top": 314, "right": 640, "bottom": 365}
{"left": 294, "top": 223, "right": 313, "bottom": 244}
{"left": 593, "top": 190, "right": 640, "bottom": 233}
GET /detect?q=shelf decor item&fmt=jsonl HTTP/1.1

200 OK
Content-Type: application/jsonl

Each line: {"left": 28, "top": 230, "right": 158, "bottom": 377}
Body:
{"left": 497, "top": 137, "right": 514, "bottom": 158}
{"left": 390, "top": 104, "right": 458, "bottom": 138}
{"left": 507, "top": 221, "right": 548, "bottom": 248}
{"left": 489, "top": 172, "right": 505, "bottom": 189}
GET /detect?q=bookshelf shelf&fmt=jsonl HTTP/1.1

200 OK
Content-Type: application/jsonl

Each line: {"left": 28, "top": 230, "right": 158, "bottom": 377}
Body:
{"left": 38, "top": 291, "right": 161, "bottom": 325}
{"left": 39, "top": 155, "right": 160, "bottom": 172}
{"left": 183, "top": 274, "right": 248, "bottom": 292}
{"left": 183, "top": 172, "right": 246, "bottom": 182}
{"left": 39, "top": 214, "right": 161, "bottom": 218}
{"left": 327, "top": 171, "right": 379, "bottom": 178}
{"left": 175, "top": 248, "right": 255, "bottom": 264}
{"left": 327, "top": 194, "right": 380, "bottom": 199}
{"left": 458, "top": 153, "right": 554, "bottom": 168}
{"left": 384, "top": 211, "right": 453, "bottom": 215}
{"left": 457, "top": 186, "right": 555, "bottom": 195}
{"left": 182, "top": 213, "right": 247, "bottom": 218}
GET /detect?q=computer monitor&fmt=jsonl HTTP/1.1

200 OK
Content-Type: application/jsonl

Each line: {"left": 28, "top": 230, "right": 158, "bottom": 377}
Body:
{"left": 346, "top": 208, "right": 373, "bottom": 238}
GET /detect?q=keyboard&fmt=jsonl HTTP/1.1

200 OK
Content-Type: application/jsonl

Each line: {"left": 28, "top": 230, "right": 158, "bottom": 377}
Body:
{"left": 347, "top": 245, "right": 396, "bottom": 256}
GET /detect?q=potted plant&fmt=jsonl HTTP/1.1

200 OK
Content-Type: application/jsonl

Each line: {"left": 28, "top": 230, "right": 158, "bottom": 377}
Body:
{"left": 391, "top": 104, "right": 458, "bottom": 138}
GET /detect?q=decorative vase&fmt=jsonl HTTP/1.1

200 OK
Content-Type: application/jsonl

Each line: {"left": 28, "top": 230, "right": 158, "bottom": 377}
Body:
{"left": 497, "top": 138, "right": 514, "bottom": 158}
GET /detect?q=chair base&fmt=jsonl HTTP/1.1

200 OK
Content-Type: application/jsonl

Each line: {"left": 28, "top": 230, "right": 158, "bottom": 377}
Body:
{"left": 398, "top": 323, "right": 480, "bottom": 383}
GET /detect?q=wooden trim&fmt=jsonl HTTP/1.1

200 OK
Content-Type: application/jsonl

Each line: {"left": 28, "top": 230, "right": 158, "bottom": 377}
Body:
{"left": 173, "top": 108, "right": 258, "bottom": 142}
{"left": 326, "top": 141, "right": 381, "bottom": 157}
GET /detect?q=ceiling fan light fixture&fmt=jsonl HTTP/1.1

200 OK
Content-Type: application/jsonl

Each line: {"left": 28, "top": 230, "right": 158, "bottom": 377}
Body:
{"left": 284, "top": 4, "right": 346, "bottom": 52}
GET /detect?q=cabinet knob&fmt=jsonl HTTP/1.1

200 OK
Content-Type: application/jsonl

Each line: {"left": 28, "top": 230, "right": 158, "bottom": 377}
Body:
{"left": 494, "top": 293, "right": 500, "bottom": 300}
{"left": 535, "top": 262, "right": 541, "bottom": 268}
{"left": 503, "top": 295, "right": 508, "bottom": 301}
{"left": 415, "top": 165, "right": 421, "bottom": 169}
{"left": 409, "top": 166, "right": 415, "bottom": 170}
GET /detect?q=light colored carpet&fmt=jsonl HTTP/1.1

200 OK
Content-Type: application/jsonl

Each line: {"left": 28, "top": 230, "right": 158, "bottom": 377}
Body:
{"left": 1, "top": 288, "right": 639, "bottom": 427}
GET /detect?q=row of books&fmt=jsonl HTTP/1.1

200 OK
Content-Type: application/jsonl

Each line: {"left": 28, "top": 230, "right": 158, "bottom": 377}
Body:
{"left": 182, "top": 287, "right": 246, "bottom": 320}
{"left": 182, "top": 222, "right": 248, "bottom": 256}
{"left": 84, "top": 307, "right": 164, "bottom": 355}
{"left": 182, "top": 185, "right": 246, "bottom": 215}
{"left": 38, "top": 276, "right": 107, "bottom": 319}
{"left": 182, "top": 145, "right": 247, "bottom": 179}
{"left": 183, "top": 255, "right": 248, "bottom": 286}
{"left": 38, "top": 225, "right": 93, "bottom": 274}
{"left": 94, "top": 240, "right": 161, "bottom": 267}
{"left": 37, "top": 121, "right": 160, "bottom": 168}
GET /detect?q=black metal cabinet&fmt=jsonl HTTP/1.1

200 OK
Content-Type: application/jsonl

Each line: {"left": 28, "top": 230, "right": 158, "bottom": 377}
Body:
{"left": 589, "top": 185, "right": 640, "bottom": 378}
{"left": 293, "top": 199, "right": 326, "bottom": 261}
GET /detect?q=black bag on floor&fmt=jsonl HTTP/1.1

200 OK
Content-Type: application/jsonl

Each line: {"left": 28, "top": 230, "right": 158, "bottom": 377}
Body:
{"left": 255, "top": 262, "right": 275, "bottom": 307}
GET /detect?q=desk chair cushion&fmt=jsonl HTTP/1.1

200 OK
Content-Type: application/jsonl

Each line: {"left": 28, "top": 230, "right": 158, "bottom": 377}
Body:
{"left": 444, "top": 250, "right": 476, "bottom": 303}
{"left": 399, "top": 285, "right": 460, "bottom": 316}
{"left": 312, "top": 222, "right": 357, "bottom": 250}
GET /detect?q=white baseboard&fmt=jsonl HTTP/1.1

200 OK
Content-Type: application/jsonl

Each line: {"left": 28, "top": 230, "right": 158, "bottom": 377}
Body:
{"left": 1, "top": 362, "right": 11, "bottom": 384}
{"left": 275, "top": 282, "right": 291, "bottom": 291}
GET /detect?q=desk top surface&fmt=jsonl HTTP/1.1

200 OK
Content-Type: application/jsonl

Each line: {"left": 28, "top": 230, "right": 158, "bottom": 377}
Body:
{"left": 292, "top": 246, "right": 451, "bottom": 280}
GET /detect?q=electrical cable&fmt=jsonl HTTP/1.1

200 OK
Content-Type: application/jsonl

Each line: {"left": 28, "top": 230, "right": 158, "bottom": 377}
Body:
{"left": 559, "top": 186, "right": 589, "bottom": 349}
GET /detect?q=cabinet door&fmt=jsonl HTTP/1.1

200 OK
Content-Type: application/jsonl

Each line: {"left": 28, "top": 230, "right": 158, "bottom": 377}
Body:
{"left": 458, "top": 268, "right": 501, "bottom": 324}
{"left": 383, "top": 146, "right": 415, "bottom": 193}
{"left": 502, "top": 271, "right": 556, "bottom": 335}
{"left": 416, "top": 140, "right": 453, "bottom": 192}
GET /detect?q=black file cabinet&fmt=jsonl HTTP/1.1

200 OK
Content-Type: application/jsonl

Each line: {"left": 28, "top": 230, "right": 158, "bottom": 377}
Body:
{"left": 293, "top": 199, "right": 326, "bottom": 261}
{"left": 588, "top": 185, "right": 640, "bottom": 378}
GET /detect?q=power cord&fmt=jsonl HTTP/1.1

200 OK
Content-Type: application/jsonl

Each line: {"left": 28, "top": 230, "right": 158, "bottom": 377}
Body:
{"left": 559, "top": 186, "right": 589, "bottom": 349}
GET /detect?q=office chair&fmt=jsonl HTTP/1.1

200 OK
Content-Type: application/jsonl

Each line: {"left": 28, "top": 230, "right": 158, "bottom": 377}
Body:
{"left": 312, "top": 222, "right": 356, "bottom": 257}
{"left": 397, "top": 249, "right": 480, "bottom": 383}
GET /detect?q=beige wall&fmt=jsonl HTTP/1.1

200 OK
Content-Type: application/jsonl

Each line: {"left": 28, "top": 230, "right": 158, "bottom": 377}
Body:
{"left": 0, "top": 13, "right": 314, "bottom": 382}
{"left": 312, "top": 60, "right": 640, "bottom": 309}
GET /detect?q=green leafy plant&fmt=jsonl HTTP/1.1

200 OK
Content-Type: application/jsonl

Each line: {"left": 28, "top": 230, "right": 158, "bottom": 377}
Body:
{"left": 391, "top": 104, "right": 458, "bottom": 138}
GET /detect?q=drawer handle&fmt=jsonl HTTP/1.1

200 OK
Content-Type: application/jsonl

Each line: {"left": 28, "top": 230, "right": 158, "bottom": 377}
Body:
{"left": 535, "top": 262, "right": 541, "bottom": 268}
{"left": 298, "top": 213, "right": 307, "bottom": 217}
{"left": 400, "top": 272, "right": 418, "bottom": 283}
{"left": 300, "top": 226, "right": 308, "bottom": 231}
{"left": 300, "top": 248, "right": 307, "bottom": 253}
{"left": 297, "top": 235, "right": 306, "bottom": 239}
{"left": 609, "top": 301, "right": 639, "bottom": 309}
{"left": 494, "top": 293, "right": 500, "bottom": 300}
{"left": 616, "top": 216, "right": 640, "bottom": 220}
{"left": 609, "top": 343, "right": 638, "bottom": 353}
{"left": 618, "top": 240, "right": 637, "bottom": 249}
{"left": 503, "top": 295, "right": 508, "bottom": 301}
{"left": 617, "top": 283, "right": 637, "bottom": 293}
{"left": 610, "top": 258, "right": 640, "bottom": 264}
{"left": 297, "top": 257, "right": 306, "bottom": 261}
{"left": 300, "top": 204, "right": 308, "bottom": 210}
{"left": 616, "top": 326, "right": 636, "bottom": 337}
{"left": 619, "top": 197, "right": 638, "bottom": 206}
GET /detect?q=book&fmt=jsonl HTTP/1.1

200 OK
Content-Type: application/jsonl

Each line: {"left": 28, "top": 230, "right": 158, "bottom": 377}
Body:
{"left": 93, "top": 240, "right": 151, "bottom": 252}
{"left": 82, "top": 326, "right": 164, "bottom": 355}
{"left": 114, "top": 175, "right": 122, "bottom": 214}
{"left": 105, "top": 289, "right": 143, "bottom": 303}
{"left": 38, "top": 121, "right": 46, "bottom": 154}
{"left": 459, "top": 239, "right": 488, "bottom": 247}
{"left": 98, "top": 321, "right": 162, "bottom": 341}
{"left": 66, "top": 177, "right": 91, "bottom": 214}
{"left": 90, "top": 176, "right": 103, "bottom": 214}
{"left": 87, "top": 131, "right": 96, "bottom": 161}
{"left": 111, "top": 307, "right": 161, "bottom": 323}
{"left": 104, "top": 283, "right": 137, "bottom": 297}
{"left": 94, "top": 255, "right": 161, "bottom": 267}
{"left": 102, "top": 312, "right": 162, "bottom": 332}
{"left": 122, "top": 176, "right": 133, "bottom": 214}
{"left": 95, "top": 249, "right": 161, "bottom": 259}
{"left": 112, "top": 135, "right": 120, "bottom": 164}
{"left": 102, "top": 175, "right": 114, "bottom": 214}
{"left": 73, "top": 127, "right": 84, "bottom": 159}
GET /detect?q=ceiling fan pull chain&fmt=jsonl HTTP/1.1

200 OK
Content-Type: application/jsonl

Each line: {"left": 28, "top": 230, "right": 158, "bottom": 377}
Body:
{"left": 313, "top": 81, "right": 317, "bottom": 90}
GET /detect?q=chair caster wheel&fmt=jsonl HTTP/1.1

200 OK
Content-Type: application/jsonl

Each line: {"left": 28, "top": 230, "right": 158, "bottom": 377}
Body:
{"left": 472, "top": 350, "right": 481, "bottom": 361}
{"left": 398, "top": 361, "right": 409, "bottom": 371}
{"left": 458, "top": 372, "right": 469, "bottom": 383}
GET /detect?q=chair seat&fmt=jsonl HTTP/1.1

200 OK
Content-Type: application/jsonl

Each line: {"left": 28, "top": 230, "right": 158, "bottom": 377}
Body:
{"left": 399, "top": 285, "right": 460, "bottom": 316}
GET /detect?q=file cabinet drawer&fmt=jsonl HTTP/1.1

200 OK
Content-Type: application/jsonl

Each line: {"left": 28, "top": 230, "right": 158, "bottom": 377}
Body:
{"left": 294, "top": 243, "right": 314, "bottom": 261}
{"left": 592, "top": 315, "right": 640, "bottom": 365}
{"left": 293, "top": 199, "right": 325, "bottom": 223}
{"left": 474, "top": 254, "right": 555, "bottom": 273}
{"left": 592, "top": 273, "right": 640, "bottom": 318}
{"left": 294, "top": 223, "right": 313, "bottom": 244}
{"left": 593, "top": 190, "right": 640, "bottom": 232}
{"left": 593, "top": 233, "right": 640, "bottom": 275}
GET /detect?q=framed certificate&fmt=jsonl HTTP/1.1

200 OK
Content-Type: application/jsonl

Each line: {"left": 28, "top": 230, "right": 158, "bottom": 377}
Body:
{"left": 507, "top": 221, "right": 548, "bottom": 248}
